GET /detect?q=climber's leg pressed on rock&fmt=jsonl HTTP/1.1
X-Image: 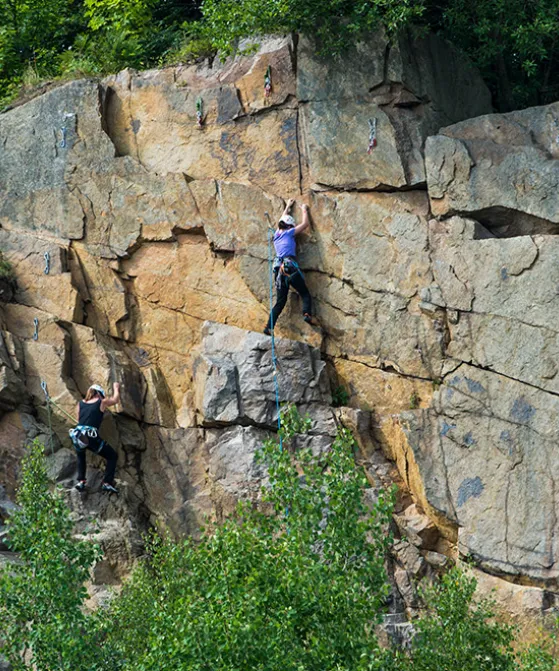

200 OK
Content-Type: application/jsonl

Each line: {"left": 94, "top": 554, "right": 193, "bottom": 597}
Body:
{"left": 98, "top": 442, "right": 118, "bottom": 491}
{"left": 289, "top": 272, "right": 313, "bottom": 324}
{"left": 264, "top": 272, "right": 289, "bottom": 335}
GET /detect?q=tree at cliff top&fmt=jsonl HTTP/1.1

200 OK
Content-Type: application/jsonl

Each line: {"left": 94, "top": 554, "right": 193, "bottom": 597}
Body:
{"left": 1, "top": 0, "right": 559, "bottom": 111}
{"left": 426, "top": 0, "right": 559, "bottom": 111}
{"left": 199, "top": 0, "right": 423, "bottom": 56}
{"left": 0, "top": 440, "right": 104, "bottom": 671}
{"left": 101, "top": 407, "right": 395, "bottom": 670}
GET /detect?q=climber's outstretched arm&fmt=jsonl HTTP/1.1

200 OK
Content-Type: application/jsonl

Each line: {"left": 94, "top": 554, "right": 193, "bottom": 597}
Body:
{"left": 294, "top": 204, "right": 310, "bottom": 235}
{"left": 101, "top": 382, "right": 121, "bottom": 411}
{"left": 281, "top": 198, "right": 295, "bottom": 219}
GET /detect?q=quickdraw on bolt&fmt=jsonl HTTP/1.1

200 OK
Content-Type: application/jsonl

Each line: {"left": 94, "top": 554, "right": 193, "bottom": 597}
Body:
{"left": 33, "top": 317, "right": 39, "bottom": 341}
{"left": 60, "top": 127, "right": 67, "bottom": 149}
{"left": 196, "top": 97, "right": 204, "bottom": 128}
{"left": 44, "top": 251, "right": 50, "bottom": 275}
{"left": 264, "top": 66, "right": 272, "bottom": 98}
{"left": 41, "top": 380, "right": 49, "bottom": 400}
{"left": 553, "top": 117, "right": 559, "bottom": 145}
{"left": 367, "top": 118, "right": 377, "bottom": 154}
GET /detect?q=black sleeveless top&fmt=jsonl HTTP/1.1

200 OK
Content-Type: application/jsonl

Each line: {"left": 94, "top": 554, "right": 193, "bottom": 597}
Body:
{"left": 78, "top": 398, "right": 105, "bottom": 429}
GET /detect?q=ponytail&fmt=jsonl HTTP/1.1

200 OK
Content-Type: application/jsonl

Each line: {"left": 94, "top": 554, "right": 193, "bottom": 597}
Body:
{"left": 84, "top": 388, "right": 98, "bottom": 402}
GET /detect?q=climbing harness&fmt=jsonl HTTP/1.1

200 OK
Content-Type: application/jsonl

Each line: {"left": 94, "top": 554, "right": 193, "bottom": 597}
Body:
{"left": 69, "top": 425, "right": 101, "bottom": 452}
{"left": 265, "top": 212, "right": 283, "bottom": 452}
{"left": 276, "top": 257, "right": 303, "bottom": 292}
{"left": 264, "top": 66, "right": 272, "bottom": 98}
{"left": 367, "top": 118, "right": 377, "bottom": 154}
{"left": 43, "top": 251, "right": 50, "bottom": 275}
{"left": 32, "top": 317, "right": 39, "bottom": 341}
{"left": 60, "top": 127, "right": 67, "bottom": 149}
{"left": 40, "top": 381, "right": 55, "bottom": 456}
{"left": 196, "top": 97, "right": 204, "bottom": 128}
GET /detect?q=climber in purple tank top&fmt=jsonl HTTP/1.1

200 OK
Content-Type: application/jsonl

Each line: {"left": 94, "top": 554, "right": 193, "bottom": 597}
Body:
{"left": 264, "top": 199, "right": 313, "bottom": 335}
{"left": 69, "top": 382, "right": 121, "bottom": 494}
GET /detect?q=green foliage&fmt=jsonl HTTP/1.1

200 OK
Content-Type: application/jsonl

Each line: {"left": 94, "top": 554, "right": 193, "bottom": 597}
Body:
{"left": 0, "top": 251, "right": 14, "bottom": 281}
{"left": 0, "top": 0, "right": 558, "bottom": 109}
{"left": 404, "top": 568, "right": 516, "bottom": 671}
{"left": 427, "top": 0, "right": 559, "bottom": 109}
{"left": 383, "top": 566, "right": 559, "bottom": 671}
{"left": 100, "top": 406, "right": 395, "bottom": 670}
{"left": 332, "top": 384, "right": 350, "bottom": 408}
{"left": 0, "top": 0, "right": 86, "bottom": 105}
{"left": 2, "top": 419, "right": 559, "bottom": 671}
{"left": 409, "top": 391, "right": 420, "bottom": 410}
{"left": 0, "top": 440, "right": 102, "bottom": 671}
{"left": 199, "top": 0, "right": 424, "bottom": 57}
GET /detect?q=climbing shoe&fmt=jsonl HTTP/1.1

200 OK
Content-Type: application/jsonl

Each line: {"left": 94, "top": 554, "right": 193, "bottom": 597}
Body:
{"left": 75, "top": 480, "right": 87, "bottom": 492}
{"left": 303, "top": 313, "right": 313, "bottom": 325}
{"left": 263, "top": 327, "right": 271, "bottom": 336}
{"left": 101, "top": 481, "right": 119, "bottom": 495}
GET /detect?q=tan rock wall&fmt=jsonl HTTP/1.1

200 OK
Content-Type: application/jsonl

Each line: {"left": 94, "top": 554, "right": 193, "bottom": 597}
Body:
{"left": 7, "top": 30, "right": 559, "bottom": 616}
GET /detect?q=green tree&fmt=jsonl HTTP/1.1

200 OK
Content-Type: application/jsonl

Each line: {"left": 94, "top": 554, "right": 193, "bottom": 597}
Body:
{"left": 384, "top": 565, "right": 558, "bottom": 671}
{"left": 0, "top": 0, "right": 86, "bottom": 102}
{"left": 101, "top": 406, "right": 395, "bottom": 670}
{"left": 0, "top": 440, "right": 102, "bottom": 671}
{"left": 427, "top": 0, "right": 559, "bottom": 110}
{"left": 199, "top": 0, "right": 424, "bottom": 57}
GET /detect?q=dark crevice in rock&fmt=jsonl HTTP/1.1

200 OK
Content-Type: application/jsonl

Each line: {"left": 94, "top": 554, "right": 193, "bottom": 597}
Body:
{"left": 444, "top": 357, "right": 559, "bottom": 400}
{"left": 452, "top": 206, "right": 559, "bottom": 238}
{"left": 465, "top": 550, "right": 559, "bottom": 592}
{"left": 99, "top": 85, "right": 125, "bottom": 157}
{"left": 238, "top": 94, "right": 299, "bottom": 120}
{"left": 311, "top": 181, "right": 427, "bottom": 194}
{"left": 326, "top": 352, "right": 434, "bottom": 384}
{"left": 295, "top": 108, "right": 304, "bottom": 195}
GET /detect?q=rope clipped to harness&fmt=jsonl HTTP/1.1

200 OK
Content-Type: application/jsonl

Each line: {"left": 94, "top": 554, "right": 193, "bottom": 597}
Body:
{"left": 196, "top": 97, "right": 204, "bottom": 128}
{"left": 367, "top": 117, "right": 377, "bottom": 154}
{"left": 264, "top": 66, "right": 272, "bottom": 98}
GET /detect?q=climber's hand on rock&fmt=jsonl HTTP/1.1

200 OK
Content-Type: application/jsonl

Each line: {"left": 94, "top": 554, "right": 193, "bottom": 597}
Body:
{"left": 286, "top": 198, "right": 295, "bottom": 210}
{"left": 300, "top": 203, "right": 309, "bottom": 212}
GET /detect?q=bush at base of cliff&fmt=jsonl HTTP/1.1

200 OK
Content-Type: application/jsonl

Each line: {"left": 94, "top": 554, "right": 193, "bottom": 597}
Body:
{"left": 384, "top": 567, "right": 559, "bottom": 671}
{"left": 101, "top": 408, "right": 395, "bottom": 670}
{"left": 0, "top": 440, "right": 104, "bottom": 671}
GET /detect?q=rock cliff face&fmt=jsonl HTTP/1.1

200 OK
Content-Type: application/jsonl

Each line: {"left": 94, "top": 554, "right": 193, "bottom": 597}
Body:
{"left": 0, "top": 29, "right": 557, "bottom": 616}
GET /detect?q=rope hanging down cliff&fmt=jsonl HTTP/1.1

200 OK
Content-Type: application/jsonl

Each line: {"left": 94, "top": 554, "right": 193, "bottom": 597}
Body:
{"left": 266, "top": 215, "right": 283, "bottom": 452}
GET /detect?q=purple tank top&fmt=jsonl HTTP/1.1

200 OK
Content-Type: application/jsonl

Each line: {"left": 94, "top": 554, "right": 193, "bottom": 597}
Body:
{"left": 273, "top": 228, "right": 296, "bottom": 258}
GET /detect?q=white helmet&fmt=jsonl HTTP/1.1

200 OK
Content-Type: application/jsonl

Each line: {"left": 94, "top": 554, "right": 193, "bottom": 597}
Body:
{"left": 279, "top": 214, "right": 296, "bottom": 228}
{"left": 89, "top": 384, "right": 106, "bottom": 398}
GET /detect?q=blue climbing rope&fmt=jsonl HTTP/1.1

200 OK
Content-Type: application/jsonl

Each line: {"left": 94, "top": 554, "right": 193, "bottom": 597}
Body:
{"left": 267, "top": 223, "right": 283, "bottom": 452}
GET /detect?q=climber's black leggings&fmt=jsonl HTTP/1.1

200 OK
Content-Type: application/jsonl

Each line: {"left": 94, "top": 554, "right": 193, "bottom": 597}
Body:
{"left": 266, "top": 271, "right": 312, "bottom": 330}
{"left": 76, "top": 438, "right": 117, "bottom": 484}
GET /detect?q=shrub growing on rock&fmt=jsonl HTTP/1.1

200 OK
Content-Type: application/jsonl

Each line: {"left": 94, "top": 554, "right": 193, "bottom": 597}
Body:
{"left": 0, "top": 440, "right": 102, "bottom": 671}
{"left": 100, "top": 407, "right": 395, "bottom": 670}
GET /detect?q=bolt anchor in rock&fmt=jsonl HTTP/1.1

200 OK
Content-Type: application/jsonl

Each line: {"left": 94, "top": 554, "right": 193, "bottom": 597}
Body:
{"left": 367, "top": 118, "right": 377, "bottom": 154}
{"left": 196, "top": 97, "right": 204, "bottom": 128}
{"left": 264, "top": 66, "right": 272, "bottom": 98}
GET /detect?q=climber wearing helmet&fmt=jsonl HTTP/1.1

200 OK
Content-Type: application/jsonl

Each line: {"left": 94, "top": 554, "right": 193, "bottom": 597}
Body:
{"left": 70, "top": 382, "right": 121, "bottom": 494}
{"left": 264, "top": 199, "right": 313, "bottom": 335}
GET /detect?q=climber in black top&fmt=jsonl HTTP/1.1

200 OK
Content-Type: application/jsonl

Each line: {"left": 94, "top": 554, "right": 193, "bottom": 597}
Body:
{"left": 70, "top": 382, "right": 121, "bottom": 494}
